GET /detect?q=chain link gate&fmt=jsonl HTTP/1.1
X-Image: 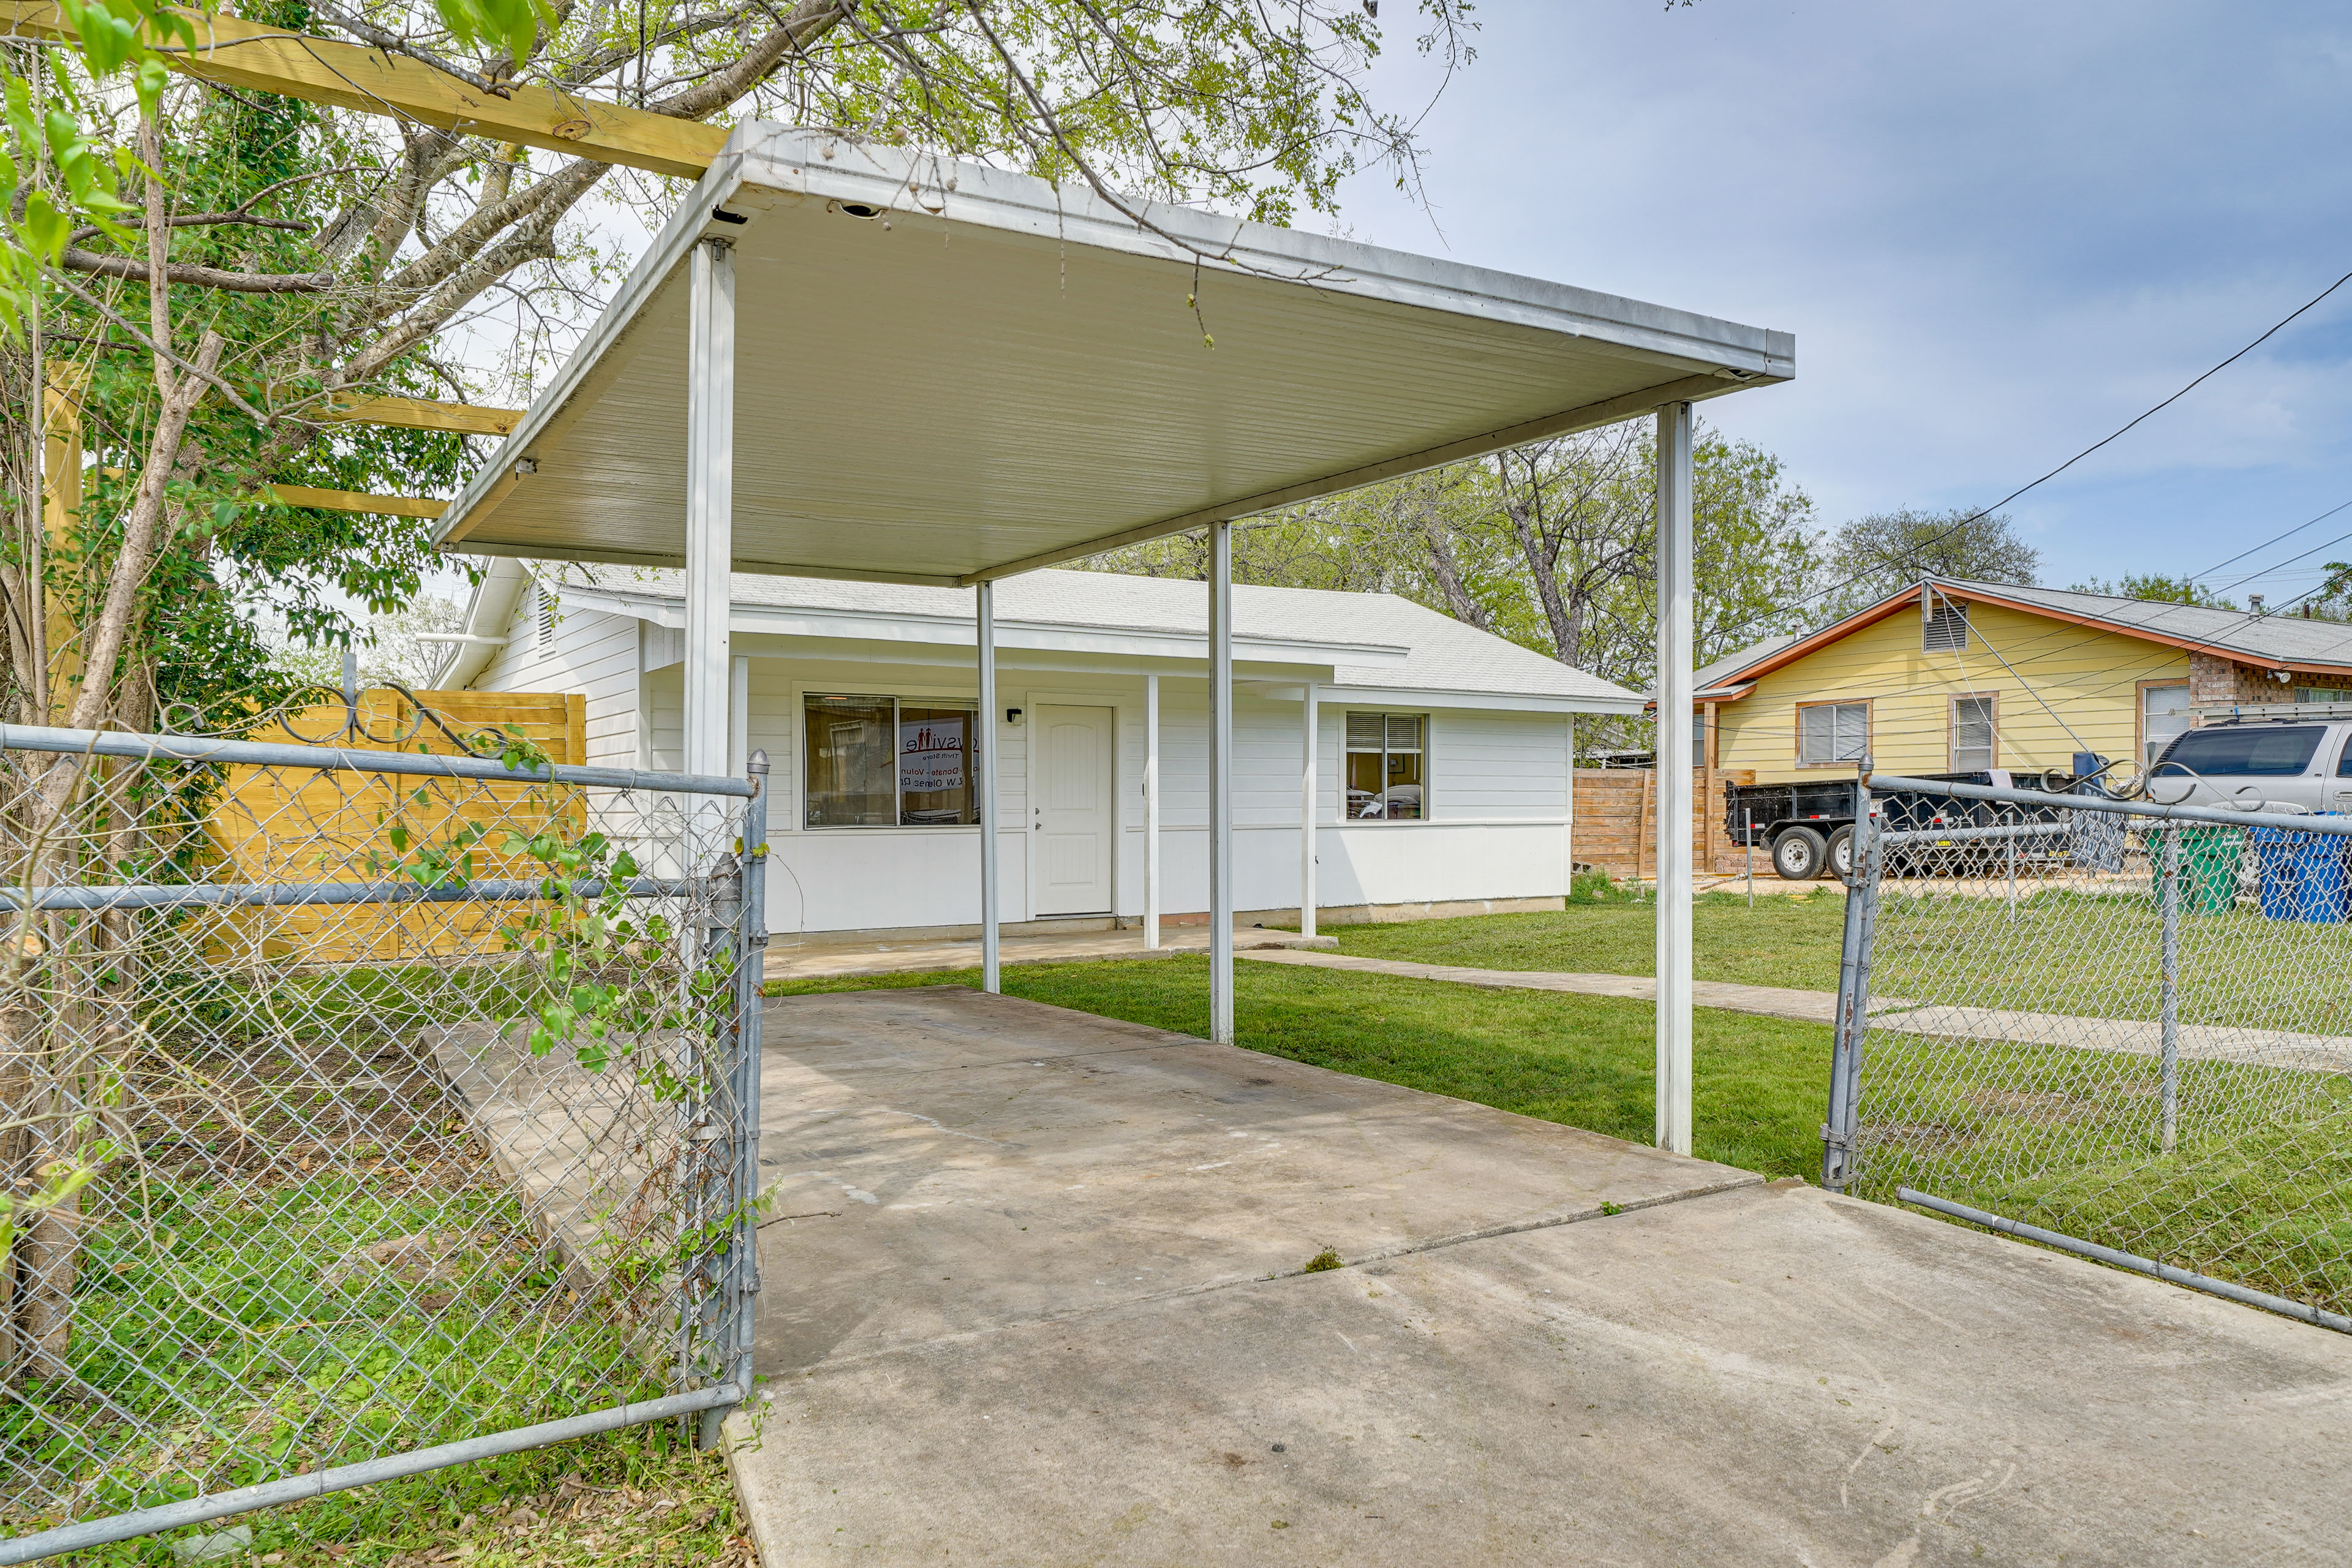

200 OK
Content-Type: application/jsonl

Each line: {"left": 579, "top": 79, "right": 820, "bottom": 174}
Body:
{"left": 1822, "top": 772, "right": 2352, "bottom": 1335}
{"left": 0, "top": 723, "right": 769, "bottom": 1561}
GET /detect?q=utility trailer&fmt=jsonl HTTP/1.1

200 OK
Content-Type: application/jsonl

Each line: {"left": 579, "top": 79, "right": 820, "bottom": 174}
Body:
{"left": 1724, "top": 770, "right": 2089, "bottom": 880}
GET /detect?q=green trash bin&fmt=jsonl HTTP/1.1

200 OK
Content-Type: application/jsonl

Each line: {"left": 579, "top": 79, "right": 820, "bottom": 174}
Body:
{"left": 2176, "top": 825, "right": 2245, "bottom": 915}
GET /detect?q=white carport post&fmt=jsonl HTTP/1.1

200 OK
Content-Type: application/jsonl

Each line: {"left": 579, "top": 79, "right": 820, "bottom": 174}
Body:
{"left": 683, "top": 238, "right": 735, "bottom": 779}
{"left": 1144, "top": 673, "right": 1161, "bottom": 949}
{"left": 977, "top": 582, "right": 1001, "bottom": 993}
{"left": 1654, "top": 401, "right": 1695, "bottom": 1156}
{"left": 1208, "top": 523, "right": 1235, "bottom": 1044}
{"left": 1299, "top": 679, "right": 1317, "bottom": 939}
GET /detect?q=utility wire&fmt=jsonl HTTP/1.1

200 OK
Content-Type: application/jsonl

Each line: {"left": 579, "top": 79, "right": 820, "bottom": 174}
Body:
{"left": 1715, "top": 259, "right": 2352, "bottom": 646}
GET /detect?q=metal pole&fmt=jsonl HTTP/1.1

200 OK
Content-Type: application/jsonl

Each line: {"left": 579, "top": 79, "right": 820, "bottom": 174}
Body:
{"left": 1744, "top": 808, "right": 1754, "bottom": 910}
{"left": 2007, "top": 813, "right": 2018, "bottom": 921}
{"left": 1209, "top": 522, "right": 1235, "bottom": 1045}
{"left": 683, "top": 237, "right": 736, "bottom": 778}
{"left": 1822, "top": 781, "right": 1880, "bottom": 1190}
{"left": 0, "top": 1385, "right": 746, "bottom": 1565}
{"left": 1144, "top": 672, "right": 1160, "bottom": 949}
{"left": 704, "top": 750, "right": 768, "bottom": 1448}
{"left": 727, "top": 655, "right": 749, "bottom": 777}
{"left": 1654, "top": 401, "right": 1694, "bottom": 1156}
{"left": 2160, "top": 825, "right": 2180, "bottom": 1155}
{"left": 1300, "top": 677, "right": 1318, "bottom": 938}
{"left": 977, "top": 582, "right": 1000, "bottom": 992}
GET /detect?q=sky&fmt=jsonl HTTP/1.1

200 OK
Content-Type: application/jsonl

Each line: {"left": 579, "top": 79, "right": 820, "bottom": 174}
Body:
{"left": 1318, "top": 1, "right": 2352, "bottom": 605}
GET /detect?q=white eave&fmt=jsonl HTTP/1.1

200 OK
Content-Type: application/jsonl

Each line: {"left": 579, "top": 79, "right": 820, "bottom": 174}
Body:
{"left": 431, "top": 124, "right": 1793, "bottom": 588}
{"left": 567, "top": 581, "right": 1408, "bottom": 668}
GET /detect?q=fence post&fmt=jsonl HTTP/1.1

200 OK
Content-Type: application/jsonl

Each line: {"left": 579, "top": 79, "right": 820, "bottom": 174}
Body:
{"left": 1822, "top": 778, "right": 1880, "bottom": 1190}
{"left": 703, "top": 750, "right": 769, "bottom": 1449}
{"left": 2160, "top": 824, "right": 2179, "bottom": 1156}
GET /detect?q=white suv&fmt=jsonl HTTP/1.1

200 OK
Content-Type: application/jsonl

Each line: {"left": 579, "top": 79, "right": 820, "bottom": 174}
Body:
{"left": 2147, "top": 718, "right": 2352, "bottom": 814}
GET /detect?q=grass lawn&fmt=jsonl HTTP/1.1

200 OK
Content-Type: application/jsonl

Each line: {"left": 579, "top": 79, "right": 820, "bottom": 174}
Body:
{"left": 1319, "top": 886, "right": 1852, "bottom": 992}
{"left": 769, "top": 954, "right": 1836, "bottom": 1180}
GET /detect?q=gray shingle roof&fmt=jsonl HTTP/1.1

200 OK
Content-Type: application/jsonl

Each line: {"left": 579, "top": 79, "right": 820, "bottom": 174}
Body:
{"left": 569, "top": 565, "right": 1640, "bottom": 704}
{"left": 1938, "top": 578, "right": 2352, "bottom": 668}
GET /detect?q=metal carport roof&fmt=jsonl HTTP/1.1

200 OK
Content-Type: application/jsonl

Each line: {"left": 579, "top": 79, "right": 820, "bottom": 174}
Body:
{"left": 432, "top": 123, "right": 1792, "bottom": 586}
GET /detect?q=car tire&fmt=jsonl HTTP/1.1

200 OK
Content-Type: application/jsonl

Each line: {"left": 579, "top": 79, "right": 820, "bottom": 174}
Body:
{"left": 1825, "top": 825, "right": 1855, "bottom": 881}
{"left": 1771, "top": 826, "right": 1826, "bottom": 881}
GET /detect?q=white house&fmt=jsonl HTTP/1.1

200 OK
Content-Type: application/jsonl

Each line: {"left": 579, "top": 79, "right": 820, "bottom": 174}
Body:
{"left": 438, "top": 559, "right": 1643, "bottom": 943}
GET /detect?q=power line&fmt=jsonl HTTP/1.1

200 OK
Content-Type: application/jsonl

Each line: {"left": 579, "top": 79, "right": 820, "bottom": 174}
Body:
{"left": 1715, "top": 259, "right": 2352, "bottom": 644}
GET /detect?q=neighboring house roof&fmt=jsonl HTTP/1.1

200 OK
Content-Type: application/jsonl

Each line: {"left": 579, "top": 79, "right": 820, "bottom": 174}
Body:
{"left": 1695, "top": 578, "right": 2352, "bottom": 698}
{"left": 451, "top": 559, "right": 1643, "bottom": 712}
{"left": 1693, "top": 632, "right": 1803, "bottom": 699}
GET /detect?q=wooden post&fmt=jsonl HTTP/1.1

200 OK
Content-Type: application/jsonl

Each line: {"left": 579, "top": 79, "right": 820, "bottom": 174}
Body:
{"left": 41, "top": 365, "right": 89, "bottom": 722}
{"left": 1701, "top": 700, "right": 1717, "bottom": 876}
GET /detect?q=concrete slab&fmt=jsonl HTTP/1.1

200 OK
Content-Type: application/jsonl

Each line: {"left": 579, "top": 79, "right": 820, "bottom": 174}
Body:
{"left": 748, "top": 988, "right": 1758, "bottom": 1373}
{"left": 731, "top": 988, "right": 2352, "bottom": 1566}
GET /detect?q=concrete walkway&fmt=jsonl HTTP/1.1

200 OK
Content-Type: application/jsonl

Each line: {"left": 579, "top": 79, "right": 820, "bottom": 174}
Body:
{"left": 727, "top": 987, "right": 2352, "bottom": 1566}
{"left": 1238, "top": 945, "right": 1842, "bottom": 1025}
{"left": 766, "top": 924, "right": 1334, "bottom": 982}
{"left": 1239, "top": 949, "right": 2352, "bottom": 1070}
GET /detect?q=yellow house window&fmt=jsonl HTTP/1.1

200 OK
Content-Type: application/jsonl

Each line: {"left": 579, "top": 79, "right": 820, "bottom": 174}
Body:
{"left": 1797, "top": 701, "right": 1869, "bottom": 766}
{"left": 1951, "top": 695, "right": 1996, "bottom": 772}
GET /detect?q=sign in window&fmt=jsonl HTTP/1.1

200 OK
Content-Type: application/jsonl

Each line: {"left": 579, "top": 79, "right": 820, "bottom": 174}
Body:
{"left": 805, "top": 695, "right": 978, "bottom": 826}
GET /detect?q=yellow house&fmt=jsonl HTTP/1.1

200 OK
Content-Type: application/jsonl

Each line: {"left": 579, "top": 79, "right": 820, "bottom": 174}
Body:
{"left": 1699, "top": 578, "right": 2352, "bottom": 785}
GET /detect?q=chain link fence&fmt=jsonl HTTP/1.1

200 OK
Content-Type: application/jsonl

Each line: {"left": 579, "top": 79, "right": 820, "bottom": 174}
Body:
{"left": 1823, "top": 774, "right": 2352, "bottom": 1334}
{"left": 0, "top": 722, "right": 768, "bottom": 1561}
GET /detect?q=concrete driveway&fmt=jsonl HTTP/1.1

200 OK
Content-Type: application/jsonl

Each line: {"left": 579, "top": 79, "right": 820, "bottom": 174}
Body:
{"left": 729, "top": 987, "right": 2352, "bottom": 1567}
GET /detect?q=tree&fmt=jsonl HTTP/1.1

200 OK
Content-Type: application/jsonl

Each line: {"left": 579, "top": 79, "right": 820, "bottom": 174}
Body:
{"left": 1, "top": 0, "right": 1481, "bottom": 1388}
{"left": 1819, "top": 507, "right": 2038, "bottom": 616}
{"left": 1081, "top": 421, "right": 1822, "bottom": 752}
{"left": 2067, "top": 573, "right": 2237, "bottom": 609}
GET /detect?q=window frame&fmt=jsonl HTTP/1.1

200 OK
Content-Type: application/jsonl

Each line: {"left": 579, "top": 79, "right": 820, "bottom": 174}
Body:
{"left": 801, "top": 690, "right": 982, "bottom": 831}
{"left": 1341, "top": 710, "right": 1430, "bottom": 822}
{"left": 1947, "top": 691, "right": 1999, "bottom": 773}
{"left": 1794, "top": 699, "right": 1871, "bottom": 769}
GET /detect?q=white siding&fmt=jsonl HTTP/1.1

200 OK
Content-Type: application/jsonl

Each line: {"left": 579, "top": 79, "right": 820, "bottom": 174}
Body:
{"left": 472, "top": 630, "right": 1578, "bottom": 935}
{"left": 473, "top": 587, "right": 640, "bottom": 769}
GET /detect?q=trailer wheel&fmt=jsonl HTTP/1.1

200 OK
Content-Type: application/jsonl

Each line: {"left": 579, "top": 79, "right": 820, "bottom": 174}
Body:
{"left": 1825, "top": 826, "right": 1855, "bottom": 881}
{"left": 1771, "top": 827, "right": 1826, "bottom": 881}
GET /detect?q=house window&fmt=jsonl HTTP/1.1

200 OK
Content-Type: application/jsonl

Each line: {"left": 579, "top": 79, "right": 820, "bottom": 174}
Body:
{"left": 2141, "top": 683, "right": 2192, "bottom": 770}
{"left": 803, "top": 694, "right": 978, "bottom": 827}
{"left": 1797, "top": 701, "right": 1869, "bottom": 766}
{"left": 1951, "top": 695, "right": 1996, "bottom": 772}
{"left": 1345, "top": 712, "right": 1425, "bottom": 820}
{"left": 1923, "top": 600, "right": 1969, "bottom": 652}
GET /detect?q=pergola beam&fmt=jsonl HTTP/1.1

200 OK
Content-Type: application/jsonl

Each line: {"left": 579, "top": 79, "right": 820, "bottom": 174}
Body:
{"left": 265, "top": 484, "right": 446, "bottom": 519}
{"left": 324, "top": 394, "right": 524, "bottom": 437}
{"left": 0, "top": 0, "right": 726, "bottom": 178}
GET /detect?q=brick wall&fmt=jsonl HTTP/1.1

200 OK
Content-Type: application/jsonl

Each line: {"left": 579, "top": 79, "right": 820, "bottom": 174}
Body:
{"left": 1573, "top": 767, "right": 1756, "bottom": 880}
{"left": 2190, "top": 652, "right": 2278, "bottom": 707}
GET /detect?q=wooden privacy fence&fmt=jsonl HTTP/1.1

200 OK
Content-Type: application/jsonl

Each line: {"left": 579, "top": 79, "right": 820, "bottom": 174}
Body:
{"left": 208, "top": 689, "right": 586, "bottom": 963}
{"left": 1572, "top": 767, "right": 1755, "bottom": 881}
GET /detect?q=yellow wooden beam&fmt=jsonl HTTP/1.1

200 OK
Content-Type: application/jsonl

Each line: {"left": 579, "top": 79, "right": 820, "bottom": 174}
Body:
{"left": 0, "top": 0, "right": 727, "bottom": 178}
{"left": 265, "top": 484, "right": 447, "bottom": 519}
{"left": 42, "top": 364, "right": 90, "bottom": 723}
{"left": 324, "top": 393, "right": 525, "bottom": 437}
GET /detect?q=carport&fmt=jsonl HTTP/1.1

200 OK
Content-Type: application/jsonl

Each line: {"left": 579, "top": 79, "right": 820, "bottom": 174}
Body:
{"left": 429, "top": 127, "right": 2352, "bottom": 1566}
{"left": 429, "top": 121, "right": 1795, "bottom": 1149}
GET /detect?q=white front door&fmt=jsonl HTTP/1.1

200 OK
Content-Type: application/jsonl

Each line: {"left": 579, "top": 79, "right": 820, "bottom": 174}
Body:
{"left": 1035, "top": 704, "right": 1114, "bottom": 915}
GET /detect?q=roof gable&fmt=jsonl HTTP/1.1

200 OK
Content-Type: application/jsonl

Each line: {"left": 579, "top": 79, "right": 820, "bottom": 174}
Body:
{"left": 1698, "top": 578, "right": 2352, "bottom": 696}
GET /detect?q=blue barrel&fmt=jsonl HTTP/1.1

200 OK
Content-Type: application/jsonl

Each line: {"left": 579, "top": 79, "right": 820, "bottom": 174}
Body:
{"left": 2250, "top": 820, "right": 2351, "bottom": 924}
